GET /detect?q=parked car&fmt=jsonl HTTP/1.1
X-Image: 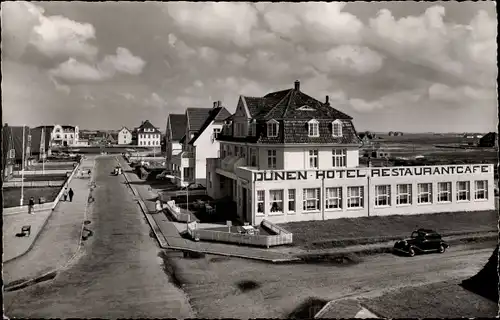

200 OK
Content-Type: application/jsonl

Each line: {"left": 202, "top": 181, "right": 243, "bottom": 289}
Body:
{"left": 393, "top": 229, "right": 449, "bottom": 257}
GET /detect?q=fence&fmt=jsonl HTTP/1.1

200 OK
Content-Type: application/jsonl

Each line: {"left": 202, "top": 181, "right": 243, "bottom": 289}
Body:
{"left": 3, "top": 180, "right": 66, "bottom": 188}
{"left": 186, "top": 219, "right": 293, "bottom": 248}
{"left": 164, "top": 200, "right": 191, "bottom": 222}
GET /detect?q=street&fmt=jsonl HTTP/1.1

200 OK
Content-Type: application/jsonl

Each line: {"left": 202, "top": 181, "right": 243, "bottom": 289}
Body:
{"left": 165, "top": 241, "right": 496, "bottom": 319}
{"left": 4, "top": 156, "right": 194, "bottom": 318}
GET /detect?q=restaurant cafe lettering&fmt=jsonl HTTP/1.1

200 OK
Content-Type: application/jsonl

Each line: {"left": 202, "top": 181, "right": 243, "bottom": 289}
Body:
{"left": 253, "top": 164, "right": 491, "bottom": 182}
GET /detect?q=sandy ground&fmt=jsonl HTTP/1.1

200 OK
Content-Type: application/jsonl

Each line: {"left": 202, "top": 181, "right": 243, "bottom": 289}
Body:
{"left": 4, "top": 156, "right": 194, "bottom": 319}
{"left": 165, "top": 241, "right": 496, "bottom": 319}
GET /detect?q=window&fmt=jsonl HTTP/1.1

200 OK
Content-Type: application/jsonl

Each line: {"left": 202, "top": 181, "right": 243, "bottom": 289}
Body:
{"left": 235, "top": 146, "right": 240, "bottom": 157}
{"left": 267, "top": 149, "right": 277, "bottom": 169}
{"left": 309, "top": 150, "right": 318, "bottom": 168}
{"left": 267, "top": 120, "right": 278, "bottom": 138}
{"left": 456, "top": 181, "right": 470, "bottom": 201}
{"left": 303, "top": 188, "right": 320, "bottom": 212}
{"left": 437, "top": 182, "right": 451, "bottom": 202}
{"left": 257, "top": 190, "right": 265, "bottom": 215}
{"left": 269, "top": 190, "right": 284, "bottom": 213}
{"left": 308, "top": 120, "right": 319, "bottom": 137}
{"left": 213, "top": 128, "right": 221, "bottom": 139}
{"left": 396, "top": 184, "right": 412, "bottom": 205}
{"left": 332, "top": 149, "right": 347, "bottom": 167}
{"left": 208, "top": 172, "right": 212, "bottom": 188}
{"left": 249, "top": 120, "right": 256, "bottom": 136}
{"left": 148, "top": 141, "right": 151, "bottom": 146}
{"left": 250, "top": 148, "right": 257, "bottom": 166}
{"left": 347, "top": 186, "right": 364, "bottom": 209}
{"left": 417, "top": 183, "right": 432, "bottom": 204}
{"left": 325, "top": 187, "right": 342, "bottom": 209}
{"left": 332, "top": 120, "right": 343, "bottom": 137}
{"left": 375, "top": 185, "right": 391, "bottom": 207}
{"left": 288, "top": 189, "right": 295, "bottom": 213}
{"left": 475, "top": 180, "right": 488, "bottom": 200}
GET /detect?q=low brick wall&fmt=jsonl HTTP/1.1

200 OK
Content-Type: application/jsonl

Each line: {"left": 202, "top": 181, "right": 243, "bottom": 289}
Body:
{"left": 186, "top": 219, "right": 293, "bottom": 248}
{"left": 3, "top": 180, "right": 66, "bottom": 188}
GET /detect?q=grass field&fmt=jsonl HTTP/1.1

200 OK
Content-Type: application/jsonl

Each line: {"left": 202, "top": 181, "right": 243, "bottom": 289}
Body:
{"left": 2, "top": 187, "right": 61, "bottom": 207}
{"left": 360, "top": 280, "right": 498, "bottom": 318}
{"left": 281, "top": 210, "right": 498, "bottom": 249}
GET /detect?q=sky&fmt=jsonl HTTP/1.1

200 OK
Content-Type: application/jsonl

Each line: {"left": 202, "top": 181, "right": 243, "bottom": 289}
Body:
{"left": 1, "top": 1, "right": 498, "bottom": 133}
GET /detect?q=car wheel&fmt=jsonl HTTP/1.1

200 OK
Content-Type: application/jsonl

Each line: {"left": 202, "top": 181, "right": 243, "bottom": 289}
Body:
{"left": 408, "top": 247, "right": 415, "bottom": 257}
{"left": 438, "top": 245, "right": 446, "bottom": 253}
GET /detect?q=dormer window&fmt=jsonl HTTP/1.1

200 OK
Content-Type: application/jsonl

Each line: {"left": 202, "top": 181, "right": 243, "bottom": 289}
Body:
{"left": 308, "top": 119, "right": 319, "bottom": 137}
{"left": 248, "top": 119, "right": 257, "bottom": 136}
{"left": 332, "top": 119, "right": 343, "bottom": 137}
{"left": 267, "top": 119, "right": 279, "bottom": 138}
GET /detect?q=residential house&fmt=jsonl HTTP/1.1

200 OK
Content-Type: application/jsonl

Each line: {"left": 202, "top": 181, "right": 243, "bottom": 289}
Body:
{"left": 35, "top": 124, "right": 80, "bottom": 147}
{"left": 165, "top": 113, "right": 187, "bottom": 172}
{"left": 479, "top": 132, "right": 498, "bottom": 148}
{"left": 118, "top": 127, "right": 133, "bottom": 145}
{"left": 137, "top": 120, "right": 161, "bottom": 147}
{"left": 171, "top": 102, "right": 231, "bottom": 187}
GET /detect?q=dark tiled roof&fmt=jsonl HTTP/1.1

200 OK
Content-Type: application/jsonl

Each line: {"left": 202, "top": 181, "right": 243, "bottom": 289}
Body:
{"left": 169, "top": 114, "right": 187, "bottom": 140}
{"left": 187, "top": 108, "right": 212, "bottom": 132}
{"left": 218, "top": 82, "right": 358, "bottom": 145}
{"left": 138, "top": 120, "right": 161, "bottom": 133}
{"left": 189, "top": 107, "right": 232, "bottom": 145}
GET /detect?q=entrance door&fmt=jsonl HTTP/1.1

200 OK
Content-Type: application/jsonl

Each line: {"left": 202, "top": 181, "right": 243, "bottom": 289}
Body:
{"left": 242, "top": 188, "right": 248, "bottom": 223}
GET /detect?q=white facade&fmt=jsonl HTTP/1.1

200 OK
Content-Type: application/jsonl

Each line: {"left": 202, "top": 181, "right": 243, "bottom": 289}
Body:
{"left": 137, "top": 128, "right": 161, "bottom": 147}
{"left": 208, "top": 162, "right": 495, "bottom": 225}
{"left": 173, "top": 121, "right": 223, "bottom": 187}
{"left": 118, "top": 127, "right": 132, "bottom": 145}
{"left": 51, "top": 124, "right": 79, "bottom": 146}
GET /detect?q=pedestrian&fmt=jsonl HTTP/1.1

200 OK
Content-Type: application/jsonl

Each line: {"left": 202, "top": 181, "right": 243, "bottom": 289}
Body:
{"left": 88, "top": 169, "right": 91, "bottom": 175}
{"left": 28, "top": 197, "right": 35, "bottom": 214}
{"left": 63, "top": 187, "right": 68, "bottom": 201}
{"left": 68, "top": 188, "right": 74, "bottom": 202}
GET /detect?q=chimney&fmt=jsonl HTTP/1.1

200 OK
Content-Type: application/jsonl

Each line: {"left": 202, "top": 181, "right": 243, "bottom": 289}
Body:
{"left": 325, "top": 95, "right": 330, "bottom": 104}
{"left": 213, "top": 101, "right": 217, "bottom": 108}
{"left": 294, "top": 80, "right": 300, "bottom": 91}
{"left": 217, "top": 100, "right": 221, "bottom": 107}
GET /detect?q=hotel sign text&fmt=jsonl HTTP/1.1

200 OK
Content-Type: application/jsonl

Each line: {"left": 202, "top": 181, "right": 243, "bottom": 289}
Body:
{"left": 254, "top": 165, "right": 491, "bottom": 182}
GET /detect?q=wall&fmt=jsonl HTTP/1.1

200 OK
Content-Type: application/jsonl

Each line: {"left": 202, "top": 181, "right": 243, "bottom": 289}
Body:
{"left": 118, "top": 130, "right": 132, "bottom": 145}
{"left": 194, "top": 122, "right": 223, "bottom": 186}
{"left": 240, "top": 164, "right": 496, "bottom": 224}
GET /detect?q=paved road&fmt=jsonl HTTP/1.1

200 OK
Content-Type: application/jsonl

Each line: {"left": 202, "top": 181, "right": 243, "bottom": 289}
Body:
{"left": 4, "top": 156, "right": 194, "bottom": 318}
{"left": 167, "top": 241, "right": 497, "bottom": 319}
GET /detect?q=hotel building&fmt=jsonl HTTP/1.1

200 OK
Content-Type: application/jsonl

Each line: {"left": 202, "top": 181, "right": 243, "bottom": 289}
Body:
{"left": 206, "top": 80, "right": 495, "bottom": 225}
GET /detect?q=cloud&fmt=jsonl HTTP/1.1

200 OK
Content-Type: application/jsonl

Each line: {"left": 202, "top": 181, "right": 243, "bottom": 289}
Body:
{"left": 428, "top": 83, "right": 496, "bottom": 102}
{"left": 1, "top": 1, "right": 98, "bottom": 60}
{"left": 165, "top": 2, "right": 260, "bottom": 47}
{"left": 49, "top": 47, "right": 145, "bottom": 82}
{"left": 144, "top": 92, "right": 167, "bottom": 108}
{"left": 308, "top": 45, "right": 384, "bottom": 75}
{"left": 350, "top": 89, "right": 424, "bottom": 113}
{"left": 367, "top": 6, "right": 497, "bottom": 87}
{"left": 120, "top": 93, "right": 135, "bottom": 101}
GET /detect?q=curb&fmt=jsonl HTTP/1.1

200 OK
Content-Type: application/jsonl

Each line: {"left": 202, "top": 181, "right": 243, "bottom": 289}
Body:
{"left": 4, "top": 158, "right": 97, "bottom": 291}
{"left": 3, "top": 160, "right": 83, "bottom": 264}
{"left": 117, "top": 157, "right": 299, "bottom": 263}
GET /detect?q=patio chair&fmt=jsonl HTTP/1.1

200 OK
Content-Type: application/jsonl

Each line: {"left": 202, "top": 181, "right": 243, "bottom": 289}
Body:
{"left": 21, "top": 225, "right": 31, "bottom": 237}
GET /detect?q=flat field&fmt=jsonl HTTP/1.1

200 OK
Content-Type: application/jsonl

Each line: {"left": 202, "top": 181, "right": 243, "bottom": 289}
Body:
{"left": 3, "top": 187, "right": 61, "bottom": 207}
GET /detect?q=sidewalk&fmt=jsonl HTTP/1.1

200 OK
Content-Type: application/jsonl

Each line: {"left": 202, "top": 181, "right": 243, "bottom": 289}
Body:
{"left": 118, "top": 157, "right": 296, "bottom": 262}
{"left": 3, "top": 157, "right": 96, "bottom": 287}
